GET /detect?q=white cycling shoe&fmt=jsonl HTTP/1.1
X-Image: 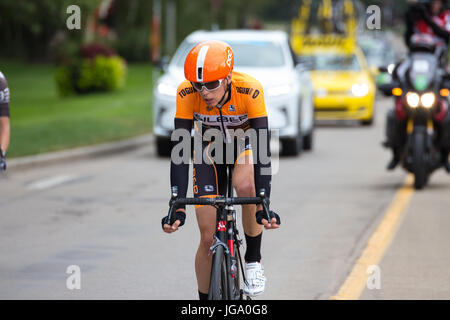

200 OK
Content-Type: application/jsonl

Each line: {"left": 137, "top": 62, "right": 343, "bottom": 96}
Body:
{"left": 243, "top": 262, "right": 266, "bottom": 297}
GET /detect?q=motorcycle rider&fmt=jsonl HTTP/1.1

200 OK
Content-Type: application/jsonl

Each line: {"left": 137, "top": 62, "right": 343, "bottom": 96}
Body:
{"left": 386, "top": 0, "right": 450, "bottom": 172}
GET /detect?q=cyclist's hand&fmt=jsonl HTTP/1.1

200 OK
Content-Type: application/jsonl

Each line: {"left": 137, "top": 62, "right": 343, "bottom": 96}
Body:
{"left": 162, "top": 209, "right": 186, "bottom": 233}
{"left": 256, "top": 210, "right": 280, "bottom": 230}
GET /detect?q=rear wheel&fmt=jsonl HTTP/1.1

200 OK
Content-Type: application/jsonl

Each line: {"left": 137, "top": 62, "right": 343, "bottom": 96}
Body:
{"left": 412, "top": 132, "right": 428, "bottom": 189}
{"left": 208, "top": 246, "right": 228, "bottom": 300}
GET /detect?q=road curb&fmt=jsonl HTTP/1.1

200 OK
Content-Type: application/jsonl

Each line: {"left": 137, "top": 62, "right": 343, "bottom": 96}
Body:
{"left": 8, "top": 133, "right": 154, "bottom": 171}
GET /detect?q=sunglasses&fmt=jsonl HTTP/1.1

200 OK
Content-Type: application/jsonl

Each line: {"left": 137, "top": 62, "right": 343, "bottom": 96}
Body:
{"left": 190, "top": 79, "right": 224, "bottom": 92}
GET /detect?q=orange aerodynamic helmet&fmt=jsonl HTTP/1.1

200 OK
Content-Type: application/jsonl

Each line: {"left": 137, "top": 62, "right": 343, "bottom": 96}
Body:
{"left": 184, "top": 40, "right": 234, "bottom": 83}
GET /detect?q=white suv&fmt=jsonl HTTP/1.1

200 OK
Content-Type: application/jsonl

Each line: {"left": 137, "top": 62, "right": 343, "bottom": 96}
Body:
{"left": 153, "top": 29, "right": 315, "bottom": 156}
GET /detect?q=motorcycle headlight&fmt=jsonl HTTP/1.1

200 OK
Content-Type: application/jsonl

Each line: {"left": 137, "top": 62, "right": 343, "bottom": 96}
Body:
{"left": 406, "top": 92, "right": 420, "bottom": 108}
{"left": 351, "top": 83, "right": 369, "bottom": 97}
{"left": 157, "top": 82, "right": 177, "bottom": 96}
{"left": 420, "top": 92, "right": 435, "bottom": 108}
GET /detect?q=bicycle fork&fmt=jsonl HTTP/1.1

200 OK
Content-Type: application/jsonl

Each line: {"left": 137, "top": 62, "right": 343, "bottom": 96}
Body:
{"left": 209, "top": 206, "right": 244, "bottom": 300}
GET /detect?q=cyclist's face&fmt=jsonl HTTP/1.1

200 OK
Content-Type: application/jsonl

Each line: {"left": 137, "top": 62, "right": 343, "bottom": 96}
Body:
{"left": 199, "top": 73, "right": 231, "bottom": 107}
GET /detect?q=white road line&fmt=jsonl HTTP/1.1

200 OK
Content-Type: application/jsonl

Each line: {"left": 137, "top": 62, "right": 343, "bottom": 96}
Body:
{"left": 27, "top": 174, "right": 79, "bottom": 191}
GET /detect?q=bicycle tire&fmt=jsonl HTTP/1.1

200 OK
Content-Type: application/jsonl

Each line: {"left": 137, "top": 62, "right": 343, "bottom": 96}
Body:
{"left": 208, "top": 245, "right": 228, "bottom": 300}
{"left": 232, "top": 243, "right": 242, "bottom": 300}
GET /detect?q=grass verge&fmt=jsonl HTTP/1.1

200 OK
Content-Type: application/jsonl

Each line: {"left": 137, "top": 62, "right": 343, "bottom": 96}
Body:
{"left": 2, "top": 60, "right": 155, "bottom": 158}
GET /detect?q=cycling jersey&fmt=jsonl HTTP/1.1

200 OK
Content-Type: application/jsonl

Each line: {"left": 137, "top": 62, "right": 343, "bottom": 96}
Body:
{"left": 176, "top": 71, "right": 268, "bottom": 138}
{"left": 171, "top": 71, "right": 272, "bottom": 208}
{"left": 0, "top": 72, "right": 10, "bottom": 118}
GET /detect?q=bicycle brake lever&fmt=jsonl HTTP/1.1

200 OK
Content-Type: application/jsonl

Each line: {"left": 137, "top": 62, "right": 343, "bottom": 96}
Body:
{"left": 259, "top": 189, "right": 271, "bottom": 222}
{"left": 166, "top": 186, "right": 179, "bottom": 225}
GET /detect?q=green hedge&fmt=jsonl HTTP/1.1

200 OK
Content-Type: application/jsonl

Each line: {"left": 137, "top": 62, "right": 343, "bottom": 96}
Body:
{"left": 55, "top": 55, "right": 127, "bottom": 96}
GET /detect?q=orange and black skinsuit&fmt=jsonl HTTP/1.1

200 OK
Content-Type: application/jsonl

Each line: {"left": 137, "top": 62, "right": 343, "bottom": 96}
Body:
{"left": 170, "top": 71, "right": 272, "bottom": 208}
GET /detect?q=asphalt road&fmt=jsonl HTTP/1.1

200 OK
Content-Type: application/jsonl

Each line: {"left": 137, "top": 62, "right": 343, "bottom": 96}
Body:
{"left": 1, "top": 96, "right": 450, "bottom": 300}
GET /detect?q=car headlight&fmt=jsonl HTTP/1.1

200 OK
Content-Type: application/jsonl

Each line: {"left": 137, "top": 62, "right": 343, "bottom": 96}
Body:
{"left": 406, "top": 92, "right": 420, "bottom": 108}
{"left": 157, "top": 82, "right": 177, "bottom": 96}
{"left": 267, "top": 84, "right": 291, "bottom": 97}
{"left": 351, "top": 83, "right": 369, "bottom": 97}
{"left": 420, "top": 92, "right": 435, "bottom": 108}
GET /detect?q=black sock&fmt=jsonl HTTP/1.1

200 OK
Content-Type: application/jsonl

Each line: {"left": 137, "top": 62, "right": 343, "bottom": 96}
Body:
{"left": 244, "top": 232, "right": 262, "bottom": 263}
{"left": 198, "top": 290, "right": 208, "bottom": 300}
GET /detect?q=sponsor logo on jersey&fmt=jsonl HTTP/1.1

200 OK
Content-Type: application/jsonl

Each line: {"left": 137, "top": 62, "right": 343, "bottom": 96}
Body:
{"left": 193, "top": 113, "right": 248, "bottom": 126}
{"left": 178, "top": 86, "right": 196, "bottom": 98}
{"left": 236, "top": 86, "right": 255, "bottom": 96}
{"left": 205, "top": 185, "right": 214, "bottom": 192}
{"left": 228, "top": 105, "right": 236, "bottom": 112}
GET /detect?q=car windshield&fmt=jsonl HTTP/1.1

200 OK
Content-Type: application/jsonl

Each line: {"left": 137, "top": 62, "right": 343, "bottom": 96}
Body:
{"left": 172, "top": 40, "right": 286, "bottom": 68}
{"left": 359, "top": 41, "right": 395, "bottom": 67}
{"left": 299, "top": 54, "right": 361, "bottom": 71}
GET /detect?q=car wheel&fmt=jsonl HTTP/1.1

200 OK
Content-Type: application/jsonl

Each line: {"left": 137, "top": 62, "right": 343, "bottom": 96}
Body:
{"left": 156, "top": 136, "right": 172, "bottom": 157}
{"left": 361, "top": 117, "right": 374, "bottom": 126}
{"left": 281, "top": 132, "right": 303, "bottom": 156}
{"left": 303, "top": 130, "right": 314, "bottom": 151}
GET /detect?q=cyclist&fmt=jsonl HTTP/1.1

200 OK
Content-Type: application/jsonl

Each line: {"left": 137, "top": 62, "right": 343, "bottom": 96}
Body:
{"left": 161, "top": 40, "right": 280, "bottom": 300}
{"left": 0, "top": 71, "right": 10, "bottom": 172}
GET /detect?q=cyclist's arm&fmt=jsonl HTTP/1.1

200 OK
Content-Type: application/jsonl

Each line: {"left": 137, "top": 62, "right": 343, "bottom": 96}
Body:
{"left": 247, "top": 81, "right": 271, "bottom": 198}
{"left": 0, "top": 72, "right": 10, "bottom": 153}
{"left": 249, "top": 116, "right": 271, "bottom": 199}
{"left": 170, "top": 82, "right": 195, "bottom": 209}
{"left": 170, "top": 118, "right": 193, "bottom": 209}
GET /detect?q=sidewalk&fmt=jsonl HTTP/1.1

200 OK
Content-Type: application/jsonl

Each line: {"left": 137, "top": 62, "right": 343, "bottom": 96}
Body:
{"left": 8, "top": 134, "right": 154, "bottom": 171}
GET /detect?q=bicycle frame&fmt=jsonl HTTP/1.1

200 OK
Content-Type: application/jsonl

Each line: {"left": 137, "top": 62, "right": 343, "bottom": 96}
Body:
{"left": 210, "top": 165, "right": 245, "bottom": 300}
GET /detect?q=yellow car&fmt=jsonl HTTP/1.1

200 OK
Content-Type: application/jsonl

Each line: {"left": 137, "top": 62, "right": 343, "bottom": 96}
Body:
{"left": 299, "top": 47, "right": 376, "bottom": 125}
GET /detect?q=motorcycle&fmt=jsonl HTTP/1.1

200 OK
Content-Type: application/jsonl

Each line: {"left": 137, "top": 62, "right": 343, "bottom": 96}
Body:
{"left": 379, "top": 33, "right": 450, "bottom": 189}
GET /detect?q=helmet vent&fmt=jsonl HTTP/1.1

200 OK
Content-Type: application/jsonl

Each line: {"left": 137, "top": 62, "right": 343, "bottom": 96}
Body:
{"left": 197, "top": 67, "right": 203, "bottom": 82}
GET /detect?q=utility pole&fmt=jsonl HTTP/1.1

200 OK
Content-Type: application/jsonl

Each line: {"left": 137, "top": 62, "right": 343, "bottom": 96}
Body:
{"left": 150, "top": 0, "right": 161, "bottom": 63}
{"left": 166, "top": 0, "right": 176, "bottom": 55}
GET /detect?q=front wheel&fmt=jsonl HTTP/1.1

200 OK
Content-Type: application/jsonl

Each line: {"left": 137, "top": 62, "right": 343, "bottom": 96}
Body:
{"left": 412, "top": 132, "right": 428, "bottom": 189}
{"left": 208, "top": 245, "right": 228, "bottom": 300}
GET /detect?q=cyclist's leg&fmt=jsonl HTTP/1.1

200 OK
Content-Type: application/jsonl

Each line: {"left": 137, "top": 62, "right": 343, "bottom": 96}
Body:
{"left": 232, "top": 150, "right": 266, "bottom": 296}
{"left": 193, "top": 142, "right": 227, "bottom": 295}
{"left": 232, "top": 147, "right": 262, "bottom": 238}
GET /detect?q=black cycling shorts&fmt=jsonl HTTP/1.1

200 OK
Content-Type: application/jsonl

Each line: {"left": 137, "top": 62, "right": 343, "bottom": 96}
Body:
{"left": 193, "top": 136, "right": 252, "bottom": 207}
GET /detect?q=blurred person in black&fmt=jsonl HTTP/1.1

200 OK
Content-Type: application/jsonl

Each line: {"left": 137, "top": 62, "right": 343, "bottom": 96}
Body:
{"left": 385, "top": 0, "right": 450, "bottom": 172}
{"left": 0, "top": 71, "right": 10, "bottom": 172}
{"left": 405, "top": 0, "right": 450, "bottom": 50}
